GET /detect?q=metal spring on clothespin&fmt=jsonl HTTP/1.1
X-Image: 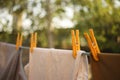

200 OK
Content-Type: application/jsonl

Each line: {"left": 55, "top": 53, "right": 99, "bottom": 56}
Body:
{"left": 30, "top": 32, "right": 37, "bottom": 53}
{"left": 71, "top": 30, "right": 80, "bottom": 59}
{"left": 84, "top": 29, "right": 100, "bottom": 61}
{"left": 16, "top": 33, "right": 23, "bottom": 50}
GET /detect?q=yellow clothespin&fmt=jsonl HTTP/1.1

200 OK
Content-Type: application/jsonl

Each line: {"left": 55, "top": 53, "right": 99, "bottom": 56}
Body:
{"left": 84, "top": 33, "right": 99, "bottom": 61}
{"left": 71, "top": 30, "right": 80, "bottom": 59}
{"left": 71, "top": 30, "right": 77, "bottom": 58}
{"left": 76, "top": 30, "right": 80, "bottom": 50}
{"left": 16, "top": 33, "right": 20, "bottom": 50}
{"left": 19, "top": 34, "right": 23, "bottom": 47}
{"left": 34, "top": 32, "right": 37, "bottom": 47}
{"left": 16, "top": 33, "right": 23, "bottom": 50}
{"left": 89, "top": 29, "right": 100, "bottom": 54}
{"left": 30, "top": 33, "right": 34, "bottom": 53}
{"left": 30, "top": 32, "right": 37, "bottom": 53}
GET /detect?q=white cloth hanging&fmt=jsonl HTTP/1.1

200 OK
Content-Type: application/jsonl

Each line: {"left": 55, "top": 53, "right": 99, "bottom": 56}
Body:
{"left": 28, "top": 48, "right": 88, "bottom": 80}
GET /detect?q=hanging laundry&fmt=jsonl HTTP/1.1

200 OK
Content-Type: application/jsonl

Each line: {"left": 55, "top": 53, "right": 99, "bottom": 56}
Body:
{"left": 24, "top": 63, "right": 29, "bottom": 79}
{"left": 21, "top": 48, "right": 29, "bottom": 80}
{"left": 72, "top": 51, "right": 88, "bottom": 80}
{"left": 0, "top": 42, "right": 27, "bottom": 80}
{"left": 21, "top": 48, "right": 29, "bottom": 67}
{"left": 90, "top": 53, "right": 120, "bottom": 80}
{"left": 29, "top": 48, "right": 88, "bottom": 80}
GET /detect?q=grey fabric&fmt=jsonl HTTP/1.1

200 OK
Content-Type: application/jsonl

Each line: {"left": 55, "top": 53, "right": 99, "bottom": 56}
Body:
{"left": 0, "top": 42, "right": 27, "bottom": 80}
{"left": 21, "top": 48, "right": 29, "bottom": 67}
{"left": 90, "top": 53, "right": 120, "bottom": 80}
{"left": 24, "top": 63, "right": 29, "bottom": 79}
{"left": 21, "top": 48, "right": 29, "bottom": 80}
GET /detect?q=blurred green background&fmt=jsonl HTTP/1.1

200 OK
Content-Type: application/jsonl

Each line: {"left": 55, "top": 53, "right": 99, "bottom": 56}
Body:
{"left": 0, "top": 0, "right": 120, "bottom": 53}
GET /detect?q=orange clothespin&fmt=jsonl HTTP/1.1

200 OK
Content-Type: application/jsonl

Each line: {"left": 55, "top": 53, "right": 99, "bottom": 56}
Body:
{"left": 30, "top": 32, "right": 37, "bottom": 53}
{"left": 71, "top": 30, "right": 77, "bottom": 58}
{"left": 19, "top": 34, "right": 23, "bottom": 47}
{"left": 71, "top": 30, "right": 80, "bottom": 59}
{"left": 84, "top": 33, "right": 99, "bottom": 61}
{"left": 30, "top": 33, "right": 34, "bottom": 53}
{"left": 89, "top": 29, "right": 100, "bottom": 53}
{"left": 16, "top": 33, "right": 23, "bottom": 50}
{"left": 76, "top": 30, "right": 80, "bottom": 50}
{"left": 34, "top": 32, "right": 37, "bottom": 47}
{"left": 16, "top": 33, "right": 20, "bottom": 50}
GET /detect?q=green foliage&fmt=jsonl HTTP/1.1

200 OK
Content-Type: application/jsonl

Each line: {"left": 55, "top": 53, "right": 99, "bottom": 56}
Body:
{"left": 0, "top": 0, "right": 120, "bottom": 53}
{"left": 73, "top": 0, "right": 120, "bottom": 53}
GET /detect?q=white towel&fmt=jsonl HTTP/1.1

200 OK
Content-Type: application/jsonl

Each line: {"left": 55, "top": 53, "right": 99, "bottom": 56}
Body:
{"left": 72, "top": 51, "right": 89, "bottom": 80}
{"left": 29, "top": 48, "right": 88, "bottom": 80}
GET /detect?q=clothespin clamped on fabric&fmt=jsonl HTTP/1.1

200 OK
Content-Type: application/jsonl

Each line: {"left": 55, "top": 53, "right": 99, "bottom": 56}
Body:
{"left": 89, "top": 29, "right": 100, "bottom": 54}
{"left": 76, "top": 30, "right": 80, "bottom": 50}
{"left": 84, "top": 29, "right": 100, "bottom": 61}
{"left": 30, "top": 32, "right": 37, "bottom": 53}
{"left": 71, "top": 30, "right": 80, "bottom": 59}
{"left": 16, "top": 33, "right": 23, "bottom": 50}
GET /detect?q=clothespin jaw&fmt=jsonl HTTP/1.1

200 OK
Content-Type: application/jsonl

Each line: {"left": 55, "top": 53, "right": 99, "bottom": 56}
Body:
{"left": 89, "top": 29, "right": 100, "bottom": 54}
{"left": 16, "top": 33, "right": 23, "bottom": 50}
{"left": 71, "top": 30, "right": 81, "bottom": 59}
{"left": 30, "top": 32, "right": 37, "bottom": 53}
{"left": 84, "top": 33, "right": 99, "bottom": 61}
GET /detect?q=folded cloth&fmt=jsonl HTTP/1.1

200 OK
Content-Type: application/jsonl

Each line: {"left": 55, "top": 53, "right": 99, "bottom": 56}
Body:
{"left": 29, "top": 48, "right": 88, "bottom": 80}
{"left": 0, "top": 42, "right": 27, "bottom": 80}
{"left": 90, "top": 53, "right": 120, "bottom": 80}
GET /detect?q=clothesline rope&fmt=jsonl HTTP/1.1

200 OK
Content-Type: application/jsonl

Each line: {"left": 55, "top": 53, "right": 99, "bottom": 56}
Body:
{"left": 19, "top": 46, "right": 90, "bottom": 55}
